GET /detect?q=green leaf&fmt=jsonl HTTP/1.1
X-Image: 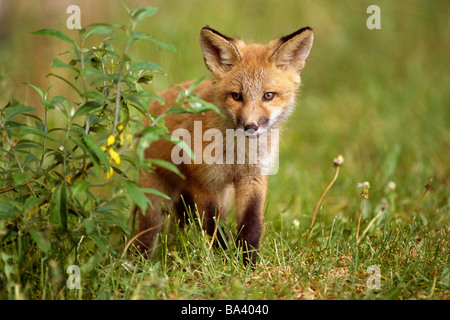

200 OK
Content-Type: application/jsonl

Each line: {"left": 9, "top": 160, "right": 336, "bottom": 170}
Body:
{"left": 92, "top": 235, "right": 110, "bottom": 255}
{"left": 169, "top": 97, "right": 221, "bottom": 115}
{"left": 29, "top": 230, "right": 51, "bottom": 254}
{"left": 136, "top": 126, "right": 165, "bottom": 161}
{"left": 100, "top": 211, "right": 129, "bottom": 234}
{"left": 83, "top": 25, "right": 112, "bottom": 41}
{"left": 140, "top": 126, "right": 165, "bottom": 142}
{"left": 19, "top": 127, "right": 65, "bottom": 146}
{"left": 82, "top": 133, "right": 111, "bottom": 171}
{"left": 120, "top": 2, "right": 131, "bottom": 15}
{"left": 24, "top": 82, "right": 46, "bottom": 99}
{"left": 132, "top": 6, "right": 158, "bottom": 24}
{"left": 24, "top": 197, "right": 43, "bottom": 213}
{"left": 50, "top": 95, "right": 73, "bottom": 106}
{"left": 71, "top": 180, "right": 90, "bottom": 199}
{"left": 129, "top": 31, "right": 151, "bottom": 43}
{"left": 122, "top": 92, "right": 145, "bottom": 109}
{"left": 80, "top": 67, "right": 104, "bottom": 78}
{"left": 41, "top": 99, "right": 55, "bottom": 111}
{"left": 73, "top": 101, "right": 103, "bottom": 118}
{"left": 83, "top": 22, "right": 122, "bottom": 30}
{"left": 137, "top": 75, "right": 153, "bottom": 84}
{"left": 148, "top": 93, "right": 165, "bottom": 106}
{"left": 122, "top": 180, "right": 151, "bottom": 214}
{"left": 71, "top": 137, "right": 99, "bottom": 173}
{"left": 13, "top": 172, "right": 27, "bottom": 186}
{"left": 185, "top": 76, "right": 206, "bottom": 95}
{"left": 49, "top": 184, "right": 68, "bottom": 231}
{"left": 4, "top": 104, "right": 36, "bottom": 122}
{"left": 83, "top": 91, "right": 107, "bottom": 102}
{"left": 83, "top": 219, "right": 95, "bottom": 235}
{"left": 91, "top": 47, "right": 120, "bottom": 60}
{"left": 33, "top": 29, "right": 77, "bottom": 47}
{"left": 0, "top": 200, "right": 19, "bottom": 218}
{"left": 48, "top": 95, "right": 73, "bottom": 112}
{"left": 51, "top": 58, "right": 78, "bottom": 71}
{"left": 147, "top": 158, "right": 184, "bottom": 178}
{"left": 129, "top": 61, "right": 165, "bottom": 74}
{"left": 164, "top": 133, "right": 195, "bottom": 162}
{"left": 140, "top": 187, "right": 170, "bottom": 200}
{"left": 89, "top": 73, "right": 119, "bottom": 85}
{"left": 146, "top": 38, "right": 176, "bottom": 52}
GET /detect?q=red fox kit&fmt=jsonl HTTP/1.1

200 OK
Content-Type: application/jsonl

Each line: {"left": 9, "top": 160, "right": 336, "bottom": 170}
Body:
{"left": 137, "top": 26, "right": 314, "bottom": 264}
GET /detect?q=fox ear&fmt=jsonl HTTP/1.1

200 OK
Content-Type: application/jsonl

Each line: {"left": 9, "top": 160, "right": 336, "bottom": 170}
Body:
{"left": 200, "top": 26, "right": 242, "bottom": 74}
{"left": 269, "top": 27, "right": 314, "bottom": 72}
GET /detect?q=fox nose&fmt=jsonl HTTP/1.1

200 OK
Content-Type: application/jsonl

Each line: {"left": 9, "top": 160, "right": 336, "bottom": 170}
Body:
{"left": 244, "top": 123, "right": 258, "bottom": 133}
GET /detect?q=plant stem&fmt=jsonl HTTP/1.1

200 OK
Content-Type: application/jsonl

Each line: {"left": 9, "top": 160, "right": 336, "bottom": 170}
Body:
{"left": 359, "top": 203, "right": 386, "bottom": 244}
{"left": 356, "top": 198, "right": 365, "bottom": 245}
{"left": 407, "top": 179, "right": 433, "bottom": 216}
{"left": 35, "top": 106, "right": 48, "bottom": 174}
{"left": 112, "top": 30, "right": 132, "bottom": 134}
{"left": 306, "top": 166, "right": 340, "bottom": 241}
{"left": 78, "top": 31, "right": 92, "bottom": 135}
{"left": 209, "top": 209, "right": 222, "bottom": 250}
{"left": 120, "top": 221, "right": 165, "bottom": 259}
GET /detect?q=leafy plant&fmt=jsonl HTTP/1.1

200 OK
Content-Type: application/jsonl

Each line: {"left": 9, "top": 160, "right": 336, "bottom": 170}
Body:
{"left": 0, "top": 4, "right": 216, "bottom": 299}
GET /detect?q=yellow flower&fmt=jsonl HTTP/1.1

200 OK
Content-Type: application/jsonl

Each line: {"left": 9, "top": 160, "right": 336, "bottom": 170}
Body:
{"left": 28, "top": 206, "right": 39, "bottom": 217}
{"left": 107, "top": 135, "right": 115, "bottom": 147}
{"left": 106, "top": 166, "right": 114, "bottom": 180}
{"left": 109, "top": 148, "right": 121, "bottom": 165}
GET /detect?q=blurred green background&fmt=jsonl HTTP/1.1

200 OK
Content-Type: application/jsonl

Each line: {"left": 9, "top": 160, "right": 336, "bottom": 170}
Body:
{"left": 1, "top": 0, "right": 448, "bottom": 223}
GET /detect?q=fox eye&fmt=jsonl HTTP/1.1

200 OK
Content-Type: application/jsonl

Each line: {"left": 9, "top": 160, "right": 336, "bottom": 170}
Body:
{"left": 263, "top": 92, "right": 276, "bottom": 101}
{"left": 231, "top": 92, "right": 243, "bottom": 102}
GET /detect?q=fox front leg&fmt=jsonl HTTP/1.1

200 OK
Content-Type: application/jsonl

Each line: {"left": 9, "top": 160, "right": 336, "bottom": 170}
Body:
{"left": 235, "top": 175, "right": 267, "bottom": 265}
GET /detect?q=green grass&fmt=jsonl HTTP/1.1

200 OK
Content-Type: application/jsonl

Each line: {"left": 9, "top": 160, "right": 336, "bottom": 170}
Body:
{"left": 71, "top": 202, "right": 448, "bottom": 300}
{"left": 1, "top": 0, "right": 449, "bottom": 300}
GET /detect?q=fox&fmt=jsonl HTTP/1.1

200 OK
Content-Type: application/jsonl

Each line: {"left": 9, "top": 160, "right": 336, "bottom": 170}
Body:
{"left": 137, "top": 26, "right": 314, "bottom": 265}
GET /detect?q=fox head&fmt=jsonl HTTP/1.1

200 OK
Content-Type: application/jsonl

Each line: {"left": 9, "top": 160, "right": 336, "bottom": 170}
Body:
{"left": 200, "top": 26, "right": 314, "bottom": 135}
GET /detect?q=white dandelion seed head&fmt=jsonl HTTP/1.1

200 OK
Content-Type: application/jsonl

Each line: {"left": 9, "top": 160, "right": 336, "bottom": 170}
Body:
{"left": 333, "top": 154, "right": 344, "bottom": 167}
{"left": 387, "top": 181, "right": 396, "bottom": 190}
{"left": 357, "top": 181, "right": 370, "bottom": 189}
